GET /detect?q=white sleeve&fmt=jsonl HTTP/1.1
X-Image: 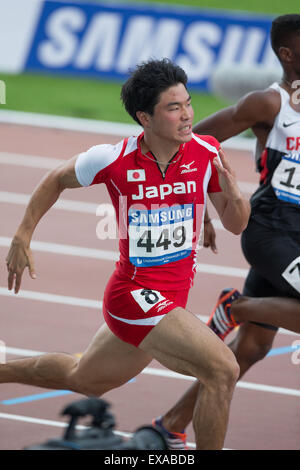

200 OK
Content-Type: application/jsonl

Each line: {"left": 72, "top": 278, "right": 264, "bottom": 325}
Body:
{"left": 75, "top": 140, "right": 124, "bottom": 186}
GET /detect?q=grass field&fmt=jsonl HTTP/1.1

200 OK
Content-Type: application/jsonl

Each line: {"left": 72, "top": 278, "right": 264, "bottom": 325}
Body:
{"left": 0, "top": 73, "right": 231, "bottom": 124}
{"left": 1, "top": 0, "right": 295, "bottom": 124}
{"left": 88, "top": 0, "right": 298, "bottom": 16}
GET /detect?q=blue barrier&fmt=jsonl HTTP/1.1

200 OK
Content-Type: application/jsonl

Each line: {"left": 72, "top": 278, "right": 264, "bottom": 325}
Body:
{"left": 23, "top": 0, "right": 278, "bottom": 90}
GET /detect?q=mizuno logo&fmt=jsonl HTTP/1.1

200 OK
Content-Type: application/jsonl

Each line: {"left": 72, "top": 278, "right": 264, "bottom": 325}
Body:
{"left": 283, "top": 121, "right": 300, "bottom": 128}
{"left": 180, "top": 161, "right": 197, "bottom": 174}
{"left": 180, "top": 161, "right": 195, "bottom": 170}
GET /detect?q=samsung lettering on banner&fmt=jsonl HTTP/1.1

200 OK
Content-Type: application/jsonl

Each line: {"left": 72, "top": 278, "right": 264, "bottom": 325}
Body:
{"left": 23, "top": 1, "right": 278, "bottom": 90}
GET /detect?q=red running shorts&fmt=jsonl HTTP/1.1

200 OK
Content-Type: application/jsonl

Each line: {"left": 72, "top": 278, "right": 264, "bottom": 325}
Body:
{"left": 103, "top": 271, "right": 189, "bottom": 347}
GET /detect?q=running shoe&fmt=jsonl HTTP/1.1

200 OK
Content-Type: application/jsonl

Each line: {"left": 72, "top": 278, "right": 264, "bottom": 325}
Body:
{"left": 152, "top": 416, "right": 188, "bottom": 450}
{"left": 207, "top": 288, "right": 241, "bottom": 340}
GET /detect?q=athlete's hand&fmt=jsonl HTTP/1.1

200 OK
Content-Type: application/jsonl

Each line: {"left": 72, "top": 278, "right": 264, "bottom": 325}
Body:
{"left": 213, "top": 148, "right": 243, "bottom": 201}
{"left": 203, "top": 220, "right": 218, "bottom": 254}
{"left": 6, "top": 236, "right": 36, "bottom": 294}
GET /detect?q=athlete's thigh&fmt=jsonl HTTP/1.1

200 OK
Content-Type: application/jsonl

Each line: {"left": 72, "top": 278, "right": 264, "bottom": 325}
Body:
{"left": 76, "top": 323, "right": 152, "bottom": 388}
{"left": 139, "top": 307, "right": 236, "bottom": 383}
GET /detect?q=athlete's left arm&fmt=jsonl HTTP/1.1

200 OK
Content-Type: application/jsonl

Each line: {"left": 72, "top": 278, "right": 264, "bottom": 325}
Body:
{"left": 208, "top": 149, "right": 250, "bottom": 235}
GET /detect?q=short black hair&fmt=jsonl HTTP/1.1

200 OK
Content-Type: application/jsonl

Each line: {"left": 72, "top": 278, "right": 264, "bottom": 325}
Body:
{"left": 271, "top": 14, "right": 300, "bottom": 57}
{"left": 121, "top": 58, "right": 188, "bottom": 125}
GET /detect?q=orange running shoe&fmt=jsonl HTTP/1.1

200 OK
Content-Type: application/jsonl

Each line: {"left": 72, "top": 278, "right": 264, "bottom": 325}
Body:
{"left": 152, "top": 416, "right": 188, "bottom": 450}
{"left": 207, "top": 288, "right": 241, "bottom": 340}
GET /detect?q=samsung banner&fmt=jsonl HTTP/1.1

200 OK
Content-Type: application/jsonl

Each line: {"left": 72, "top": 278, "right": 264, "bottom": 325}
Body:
{"left": 0, "top": 0, "right": 279, "bottom": 91}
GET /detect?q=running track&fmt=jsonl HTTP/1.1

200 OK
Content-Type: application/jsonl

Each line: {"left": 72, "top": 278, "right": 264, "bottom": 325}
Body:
{"left": 0, "top": 119, "right": 299, "bottom": 450}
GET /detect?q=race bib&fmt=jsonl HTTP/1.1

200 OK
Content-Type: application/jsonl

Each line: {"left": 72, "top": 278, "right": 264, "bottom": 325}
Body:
{"left": 128, "top": 204, "right": 194, "bottom": 267}
{"left": 282, "top": 256, "right": 300, "bottom": 294}
{"left": 271, "top": 153, "right": 300, "bottom": 205}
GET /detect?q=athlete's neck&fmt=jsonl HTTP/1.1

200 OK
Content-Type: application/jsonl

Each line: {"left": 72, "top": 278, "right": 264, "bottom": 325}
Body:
{"left": 281, "top": 72, "right": 300, "bottom": 93}
{"left": 141, "top": 135, "right": 181, "bottom": 165}
{"left": 281, "top": 73, "right": 300, "bottom": 111}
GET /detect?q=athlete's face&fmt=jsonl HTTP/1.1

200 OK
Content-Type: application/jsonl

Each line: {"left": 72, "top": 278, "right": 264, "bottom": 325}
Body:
{"left": 149, "top": 83, "right": 194, "bottom": 144}
{"left": 280, "top": 32, "right": 300, "bottom": 77}
{"left": 291, "top": 34, "right": 300, "bottom": 76}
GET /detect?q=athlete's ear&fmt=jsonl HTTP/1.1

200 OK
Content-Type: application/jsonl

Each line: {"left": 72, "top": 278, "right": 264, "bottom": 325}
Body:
{"left": 278, "top": 46, "right": 293, "bottom": 64}
{"left": 136, "top": 111, "right": 151, "bottom": 128}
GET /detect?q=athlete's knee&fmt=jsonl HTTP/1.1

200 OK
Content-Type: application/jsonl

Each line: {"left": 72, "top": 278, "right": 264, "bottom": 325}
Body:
{"left": 231, "top": 331, "right": 274, "bottom": 368}
{"left": 241, "top": 339, "right": 272, "bottom": 365}
{"left": 69, "top": 367, "right": 125, "bottom": 397}
{"left": 196, "top": 343, "right": 240, "bottom": 394}
{"left": 213, "top": 349, "right": 240, "bottom": 392}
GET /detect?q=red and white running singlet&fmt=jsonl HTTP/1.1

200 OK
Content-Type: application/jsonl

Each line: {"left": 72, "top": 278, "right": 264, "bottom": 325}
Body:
{"left": 75, "top": 132, "right": 221, "bottom": 291}
{"left": 252, "top": 82, "right": 300, "bottom": 232}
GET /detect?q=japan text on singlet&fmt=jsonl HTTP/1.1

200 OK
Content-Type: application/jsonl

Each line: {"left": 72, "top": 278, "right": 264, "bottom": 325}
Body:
{"left": 75, "top": 133, "right": 221, "bottom": 290}
{"left": 252, "top": 82, "right": 300, "bottom": 231}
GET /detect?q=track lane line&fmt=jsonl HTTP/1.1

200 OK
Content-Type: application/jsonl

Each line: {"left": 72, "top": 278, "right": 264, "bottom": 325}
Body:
{"left": 0, "top": 189, "right": 239, "bottom": 232}
{"left": 3, "top": 347, "right": 300, "bottom": 397}
{"left": 0, "top": 236, "right": 248, "bottom": 278}
{"left": 0, "top": 412, "right": 162, "bottom": 446}
{"left": 0, "top": 411, "right": 197, "bottom": 449}
{"left": 0, "top": 190, "right": 100, "bottom": 214}
{"left": 0, "top": 286, "right": 102, "bottom": 309}
{"left": 0, "top": 111, "right": 255, "bottom": 154}
{"left": 0, "top": 287, "right": 296, "bottom": 337}
{"left": 0, "top": 152, "right": 258, "bottom": 195}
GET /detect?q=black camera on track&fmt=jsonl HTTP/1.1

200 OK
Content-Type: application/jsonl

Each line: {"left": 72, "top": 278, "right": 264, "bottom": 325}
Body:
{"left": 25, "top": 397, "right": 168, "bottom": 450}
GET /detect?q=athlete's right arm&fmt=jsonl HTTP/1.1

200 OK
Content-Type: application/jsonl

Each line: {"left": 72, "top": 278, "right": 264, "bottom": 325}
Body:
{"left": 6, "top": 155, "right": 82, "bottom": 294}
{"left": 196, "top": 88, "right": 280, "bottom": 248}
{"left": 193, "top": 88, "right": 280, "bottom": 142}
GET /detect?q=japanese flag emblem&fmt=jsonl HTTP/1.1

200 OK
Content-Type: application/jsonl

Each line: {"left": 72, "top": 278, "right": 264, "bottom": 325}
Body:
{"left": 127, "top": 169, "right": 146, "bottom": 182}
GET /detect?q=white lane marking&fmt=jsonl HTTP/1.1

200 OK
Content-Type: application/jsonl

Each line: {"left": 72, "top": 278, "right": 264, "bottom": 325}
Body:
{"left": 142, "top": 368, "right": 300, "bottom": 397}
{"left": 0, "top": 111, "right": 142, "bottom": 137}
{"left": 1, "top": 190, "right": 230, "bottom": 234}
{"left": 0, "top": 152, "right": 64, "bottom": 168}
{"left": 1, "top": 191, "right": 227, "bottom": 231}
{"left": 0, "top": 236, "right": 119, "bottom": 262}
{"left": 0, "top": 190, "right": 99, "bottom": 214}
{"left": 0, "top": 152, "right": 258, "bottom": 195}
{"left": 0, "top": 286, "right": 102, "bottom": 309}
{"left": 0, "top": 411, "right": 197, "bottom": 449}
{"left": 0, "top": 236, "right": 248, "bottom": 278}
{"left": 3, "top": 347, "right": 300, "bottom": 397}
{"left": 0, "top": 110, "right": 255, "bottom": 153}
{"left": 0, "top": 284, "right": 296, "bottom": 337}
